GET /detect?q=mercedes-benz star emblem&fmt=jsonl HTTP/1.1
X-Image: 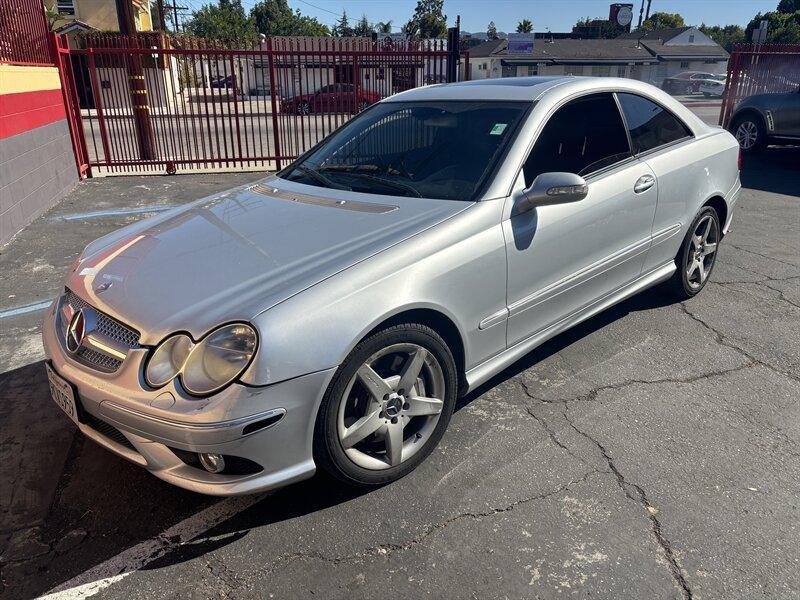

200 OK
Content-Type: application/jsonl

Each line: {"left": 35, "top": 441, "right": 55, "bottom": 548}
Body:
{"left": 66, "top": 309, "right": 86, "bottom": 354}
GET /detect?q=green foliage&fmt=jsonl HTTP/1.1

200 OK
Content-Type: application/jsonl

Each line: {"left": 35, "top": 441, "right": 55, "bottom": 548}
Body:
{"left": 642, "top": 11, "right": 686, "bottom": 30}
{"left": 573, "top": 16, "right": 625, "bottom": 39}
{"left": 250, "top": 0, "right": 329, "bottom": 37}
{"left": 185, "top": 1, "right": 257, "bottom": 41}
{"left": 332, "top": 11, "right": 354, "bottom": 37}
{"left": 778, "top": 0, "right": 800, "bottom": 13}
{"left": 375, "top": 21, "right": 393, "bottom": 34}
{"left": 697, "top": 24, "right": 746, "bottom": 51}
{"left": 745, "top": 10, "right": 800, "bottom": 43}
{"left": 402, "top": 0, "right": 447, "bottom": 39}
{"left": 353, "top": 14, "right": 374, "bottom": 37}
{"left": 516, "top": 19, "right": 533, "bottom": 33}
{"left": 486, "top": 21, "right": 498, "bottom": 39}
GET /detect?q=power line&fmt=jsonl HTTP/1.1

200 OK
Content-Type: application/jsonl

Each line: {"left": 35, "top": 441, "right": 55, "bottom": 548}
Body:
{"left": 293, "top": 0, "right": 343, "bottom": 17}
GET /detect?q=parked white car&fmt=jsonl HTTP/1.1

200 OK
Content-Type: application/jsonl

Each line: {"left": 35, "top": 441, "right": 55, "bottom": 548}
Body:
{"left": 700, "top": 75, "right": 727, "bottom": 98}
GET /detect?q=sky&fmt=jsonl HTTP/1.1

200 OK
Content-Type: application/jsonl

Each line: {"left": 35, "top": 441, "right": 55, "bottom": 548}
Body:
{"left": 252, "top": 0, "right": 783, "bottom": 34}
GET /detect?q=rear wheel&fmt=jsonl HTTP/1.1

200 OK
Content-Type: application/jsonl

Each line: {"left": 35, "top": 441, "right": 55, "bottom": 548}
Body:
{"left": 665, "top": 206, "right": 721, "bottom": 299}
{"left": 297, "top": 101, "right": 311, "bottom": 115}
{"left": 731, "top": 113, "right": 765, "bottom": 153}
{"left": 315, "top": 324, "right": 457, "bottom": 487}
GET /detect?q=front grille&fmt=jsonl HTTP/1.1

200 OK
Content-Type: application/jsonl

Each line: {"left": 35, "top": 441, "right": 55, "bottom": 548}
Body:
{"left": 81, "top": 411, "right": 137, "bottom": 452}
{"left": 60, "top": 289, "right": 141, "bottom": 373}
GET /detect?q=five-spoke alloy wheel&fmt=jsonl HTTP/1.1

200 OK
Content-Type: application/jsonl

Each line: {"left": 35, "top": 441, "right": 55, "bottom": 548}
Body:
{"left": 315, "top": 323, "right": 457, "bottom": 486}
{"left": 666, "top": 206, "right": 722, "bottom": 299}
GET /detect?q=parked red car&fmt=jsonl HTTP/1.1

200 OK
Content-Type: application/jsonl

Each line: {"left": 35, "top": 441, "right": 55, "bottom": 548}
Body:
{"left": 281, "top": 84, "right": 381, "bottom": 114}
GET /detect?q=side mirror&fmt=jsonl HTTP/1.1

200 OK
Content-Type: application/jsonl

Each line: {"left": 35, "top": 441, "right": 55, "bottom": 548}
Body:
{"left": 517, "top": 172, "right": 588, "bottom": 213}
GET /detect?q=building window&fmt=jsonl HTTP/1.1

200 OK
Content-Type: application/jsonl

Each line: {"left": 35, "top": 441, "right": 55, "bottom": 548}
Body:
{"left": 617, "top": 65, "right": 626, "bottom": 77}
{"left": 527, "top": 65, "right": 538, "bottom": 76}
{"left": 56, "top": 0, "right": 75, "bottom": 15}
{"left": 680, "top": 61, "right": 690, "bottom": 68}
{"left": 688, "top": 34, "right": 695, "bottom": 43}
{"left": 704, "top": 59, "right": 717, "bottom": 64}
{"left": 565, "top": 65, "right": 584, "bottom": 76}
{"left": 591, "top": 65, "right": 611, "bottom": 77}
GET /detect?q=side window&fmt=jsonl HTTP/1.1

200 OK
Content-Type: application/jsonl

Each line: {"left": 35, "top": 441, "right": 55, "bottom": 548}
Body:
{"left": 523, "top": 93, "right": 631, "bottom": 185}
{"left": 616, "top": 93, "right": 692, "bottom": 154}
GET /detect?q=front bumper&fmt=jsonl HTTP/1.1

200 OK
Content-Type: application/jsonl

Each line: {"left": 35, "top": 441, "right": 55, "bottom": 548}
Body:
{"left": 42, "top": 300, "right": 336, "bottom": 495}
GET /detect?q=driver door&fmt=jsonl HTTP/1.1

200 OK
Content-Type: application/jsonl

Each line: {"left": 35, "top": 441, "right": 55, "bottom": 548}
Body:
{"left": 503, "top": 93, "right": 659, "bottom": 346}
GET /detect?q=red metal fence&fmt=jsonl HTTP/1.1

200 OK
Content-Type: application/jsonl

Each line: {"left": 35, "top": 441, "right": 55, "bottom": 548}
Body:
{"left": 719, "top": 43, "right": 800, "bottom": 128}
{"left": 57, "top": 34, "right": 461, "bottom": 176}
{"left": 0, "top": 0, "right": 52, "bottom": 66}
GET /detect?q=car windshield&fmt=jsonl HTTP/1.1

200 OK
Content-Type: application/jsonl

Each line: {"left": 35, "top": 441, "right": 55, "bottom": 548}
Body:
{"left": 279, "top": 101, "right": 529, "bottom": 201}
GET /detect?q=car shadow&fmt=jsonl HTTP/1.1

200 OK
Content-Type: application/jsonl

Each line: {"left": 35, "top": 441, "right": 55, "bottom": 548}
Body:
{"left": 739, "top": 146, "right": 800, "bottom": 197}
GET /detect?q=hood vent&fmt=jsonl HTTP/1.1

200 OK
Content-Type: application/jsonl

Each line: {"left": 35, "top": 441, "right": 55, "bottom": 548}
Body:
{"left": 249, "top": 183, "right": 397, "bottom": 214}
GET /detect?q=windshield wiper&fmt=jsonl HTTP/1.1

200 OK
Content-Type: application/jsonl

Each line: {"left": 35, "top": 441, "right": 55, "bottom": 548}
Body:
{"left": 324, "top": 171, "right": 422, "bottom": 198}
{"left": 294, "top": 165, "right": 351, "bottom": 190}
{"left": 319, "top": 164, "right": 381, "bottom": 172}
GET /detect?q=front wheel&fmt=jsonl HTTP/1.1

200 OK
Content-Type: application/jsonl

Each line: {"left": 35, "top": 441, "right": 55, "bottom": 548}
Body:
{"left": 664, "top": 206, "right": 721, "bottom": 299}
{"left": 314, "top": 323, "right": 457, "bottom": 487}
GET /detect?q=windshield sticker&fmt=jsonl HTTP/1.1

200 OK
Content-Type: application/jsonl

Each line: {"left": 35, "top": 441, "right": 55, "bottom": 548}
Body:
{"left": 490, "top": 123, "right": 508, "bottom": 135}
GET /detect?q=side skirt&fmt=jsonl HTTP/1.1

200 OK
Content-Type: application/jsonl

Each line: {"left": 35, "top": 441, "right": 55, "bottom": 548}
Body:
{"left": 464, "top": 261, "right": 677, "bottom": 392}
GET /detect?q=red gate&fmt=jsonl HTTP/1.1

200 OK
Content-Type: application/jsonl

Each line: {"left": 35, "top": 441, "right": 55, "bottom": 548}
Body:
{"left": 719, "top": 43, "right": 800, "bottom": 128}
{"left": 57, "top": 34, "right": 462, "bottom": 176}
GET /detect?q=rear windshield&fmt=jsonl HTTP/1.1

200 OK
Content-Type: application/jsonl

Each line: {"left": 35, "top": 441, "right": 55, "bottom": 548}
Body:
{"left": 279, "top": 101, "right": 529, "bottom": 201}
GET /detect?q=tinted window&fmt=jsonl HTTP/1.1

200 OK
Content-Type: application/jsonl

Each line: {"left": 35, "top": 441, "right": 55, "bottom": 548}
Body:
{"left": 617, "top": 93, "right": 692, "bottom": 154}
{"left": 523, "top": 93, "right": 631, "bottom": 185}
{"left": 280, "top": 101, "right": 528, "bottom": 201}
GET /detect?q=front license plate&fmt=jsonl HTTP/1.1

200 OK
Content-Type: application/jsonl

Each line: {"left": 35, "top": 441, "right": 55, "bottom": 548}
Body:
{"left": 46, "top": 363, "right": 80, "bottom": 426}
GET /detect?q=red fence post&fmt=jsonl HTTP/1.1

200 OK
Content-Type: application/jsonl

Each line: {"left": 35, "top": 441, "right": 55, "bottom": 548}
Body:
{"left": 266, "top": 37, "right": 283, "bottom": 170}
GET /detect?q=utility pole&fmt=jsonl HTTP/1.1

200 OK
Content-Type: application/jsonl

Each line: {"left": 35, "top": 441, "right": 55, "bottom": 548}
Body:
{"left": 644, "top": 0, "right": 652, "bottom": 23}
{"left": 163, "top": 3, "right": 189, "bottom": 33}
{"left": 155, "top": 0, "right": 167, "bottom": 31}
{"left": 115, "top": 0, "right": 156, "bottom": 160}
{"left": 637, "top": 0, "right": 644, "bottom": 28}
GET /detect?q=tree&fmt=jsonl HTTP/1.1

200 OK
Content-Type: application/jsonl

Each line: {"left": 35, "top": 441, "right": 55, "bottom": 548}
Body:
{"left": 353, "top": 14, "right": 373, "bottom": 37}
{"left": 375, "top": 20, "right": 393, "bottom": 34}
{"left": 186, "top": 0, "right": 257, "bottom": 41}
{"left": 251, "top": 0, "right": 328, "bottom": 36}
{"left": 745, "top": 10, "right": 800, "bottom": 43}
{"left": 642, "top": 11, "right": 686, "bottom": 30}
{"left": 516, "top": 19, "right": 533, "bottom": 33}
{"left": 333, "top": 10, "right": 354, "bottom": 37}
{"left": 486, "top": 21, "right": 498, "bottom": 39}
{"left": 402, "top": 0, "right": 447, "bottom": 39}
{"left": 573, "top": 16, "right": 625, "bottom": 39}
{"left": 697, "top": 24, "right": 746, "bottom": 51}
{"left": 778, "top": 0, "right": 800, "bottom": 13}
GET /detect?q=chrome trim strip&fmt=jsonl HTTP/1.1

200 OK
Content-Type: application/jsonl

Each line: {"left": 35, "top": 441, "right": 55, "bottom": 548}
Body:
{"left": 466, "top": 261, "right": 677, "bottom": 391}
{"left": 508, "top": 236, "right": 651, "bottom": 318}
{"left": 650, "top": 223, "right": 682, "bottom": 246}
{"left": 479, "top": 308, "right": 509, "bottom": 330}
{"left": 101, "top": 402, "right": 287, "bottom": 433}
{"left": 250, "top": 184, "right": 398, "bottom": 214}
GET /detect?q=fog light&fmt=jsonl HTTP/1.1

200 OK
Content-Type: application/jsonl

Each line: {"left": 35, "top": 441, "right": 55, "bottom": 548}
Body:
{"left": 198, "top": 452, "right": 226, "bottom": 473}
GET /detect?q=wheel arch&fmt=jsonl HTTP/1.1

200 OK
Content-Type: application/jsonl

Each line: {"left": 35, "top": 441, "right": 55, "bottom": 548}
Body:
{"left": 362, "top": 307, "right": 468, "bottom": 396}
{"left": 703, "top": 195, "right": 728, "bottom": 236}
{"left": 730, "top": 107, "right": 766, "bottom": 131}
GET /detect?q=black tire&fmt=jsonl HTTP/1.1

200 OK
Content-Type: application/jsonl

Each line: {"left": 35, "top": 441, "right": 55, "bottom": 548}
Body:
{"left": 297, "top": 101, "right": 310, "bottom": 115}
{"left": 730, "top": 112, "right": 766, "bottom": 153}
{"left": 314, "top": 323, "right": 458, "bottom": 487}
{"left": 664, "top": 206, "right": 721, "bottom": 300}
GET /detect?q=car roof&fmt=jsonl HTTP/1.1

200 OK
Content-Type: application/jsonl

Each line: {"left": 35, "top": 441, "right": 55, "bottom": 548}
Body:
{"left": 384, "top": 76, "right": 573, "bottom": 103}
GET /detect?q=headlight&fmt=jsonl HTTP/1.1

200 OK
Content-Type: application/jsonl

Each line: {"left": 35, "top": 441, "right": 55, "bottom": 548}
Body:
{"left": 145, "top": 323, "right": 257, "bottom": 396}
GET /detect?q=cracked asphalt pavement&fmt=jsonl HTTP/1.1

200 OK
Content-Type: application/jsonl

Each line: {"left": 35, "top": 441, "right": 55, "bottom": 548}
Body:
{"left": 0, "top": 149, "right": 798, "bottom": 600}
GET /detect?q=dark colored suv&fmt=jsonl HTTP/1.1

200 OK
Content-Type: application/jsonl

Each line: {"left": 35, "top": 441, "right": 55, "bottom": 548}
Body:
{"left": 729, "top": 87, "right": 800, "bottom": 152}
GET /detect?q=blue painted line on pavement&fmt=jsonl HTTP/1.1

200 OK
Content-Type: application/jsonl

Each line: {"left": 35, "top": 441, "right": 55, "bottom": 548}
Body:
{"left": 51, "top": 205, "right": 177, "bottom": 221}
{"left": 0, "top": 300, "right": 53, "bottom": 319}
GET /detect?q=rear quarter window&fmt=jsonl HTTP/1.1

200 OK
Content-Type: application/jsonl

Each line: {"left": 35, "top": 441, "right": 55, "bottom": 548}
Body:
{"left": 616, "top": 93, "right": 692, "bottom": 154}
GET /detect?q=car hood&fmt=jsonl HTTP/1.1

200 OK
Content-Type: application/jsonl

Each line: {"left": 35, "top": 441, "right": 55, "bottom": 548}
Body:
{"left": 65, "top": 177, "right": 470, "bottom": 345}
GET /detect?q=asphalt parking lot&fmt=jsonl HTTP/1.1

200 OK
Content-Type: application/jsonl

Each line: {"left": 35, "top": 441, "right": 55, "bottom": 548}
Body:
{"left": 1, "top": 144, "right": 798, "bottom": 599}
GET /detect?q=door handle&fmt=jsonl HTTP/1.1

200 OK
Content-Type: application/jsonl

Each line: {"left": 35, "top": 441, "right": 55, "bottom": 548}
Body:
{"left": 634, "top": 175, "right": 655, "bottom": 194}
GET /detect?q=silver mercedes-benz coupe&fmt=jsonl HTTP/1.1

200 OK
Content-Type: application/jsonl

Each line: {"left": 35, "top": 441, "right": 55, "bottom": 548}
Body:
{"left": 43, "top": 77, "right": 741, "bottom": 495}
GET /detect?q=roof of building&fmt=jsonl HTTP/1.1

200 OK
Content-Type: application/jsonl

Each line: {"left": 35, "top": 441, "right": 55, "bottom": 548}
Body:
{"left": 469, "top": 38, "right": 658, "bottom": 64}
{"left": 617, "top": 27, "right": 692, "bottom": 41}
{"left": 467, "top": 35, "right": 728, "bottom": 64}
{"left": 639, "top": 40, "right": 729, "bottom": 58}
{"left": 54, "top": 20, "right": 97, "bottom": 34}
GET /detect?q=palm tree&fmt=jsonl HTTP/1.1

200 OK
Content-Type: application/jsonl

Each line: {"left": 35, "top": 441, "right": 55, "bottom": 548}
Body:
{"left": 375, "top": 20, "right": 393, "bottom": 34}
{"left": 517, "top": 19, "right": 533, "bottom": 33}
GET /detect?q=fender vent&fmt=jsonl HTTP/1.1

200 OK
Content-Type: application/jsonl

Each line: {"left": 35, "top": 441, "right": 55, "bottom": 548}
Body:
{"left": 249, "top": 184, "right": 397, "bottom": 214}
